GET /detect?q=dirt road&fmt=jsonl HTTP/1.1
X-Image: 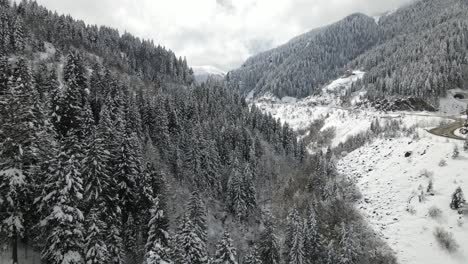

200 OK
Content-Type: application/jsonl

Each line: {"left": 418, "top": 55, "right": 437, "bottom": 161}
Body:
{"left": 428, "top": 119, "right": 465, "bottom": 140}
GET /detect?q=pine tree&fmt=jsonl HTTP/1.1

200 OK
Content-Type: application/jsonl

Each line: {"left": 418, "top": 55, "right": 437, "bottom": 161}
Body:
{"left": 0, "top": 58, "right": 39, "bottom": 264}
{"left": 213, "top": 231, "right": 238, "bottom": 264}
{"left": 82, "top": 122, "right": 111, "bottom": 211}
{"left": 40, "top": 135, "right": 85, "bottom": 264}
{"left": 303, "top": 207, "right": 323, "bottom": 264}
{"left": 106, "top": 218, "right": 124, "bottom": 264}
{"left": 175, "top": 213, "right": 208, "bottom": 264}
{"left": 288, "top": 225, "right": 305, "bottom": 264}
{"left": 450, "top": 187, "right": 466, "bottom": 210}
{"left": 258, "top": 217, "right": 280, "bottom": 264}
{"left": 227, "top": 161, "right": 247, "bottom": 221}
{"left": 244, "top": 245, "right": 262, "bottom": 264}
{"left": 12, "top": 16, "right": 24, "bottom": 52}
{"left": 123, "top": 214, "right": 138, "bottom": 260}
{"left": 84, "top": 207, "right": 109, "bottom": 264}
{"left": 242, "top": 164, "right": 257, "bottom": 214}
{"left": 113, "top": 127, "right": 141, "bottom": 220}
{"left": 284, "top": 209, "right": 304, "bottom": 264}
{"left": 145, "top": 197, "right": 171, "bottom": 262}
{"left": 0, "top": 168, "right": 28, "bottom": 264}
{"left": 338, "top": 223, "right": 358, "bottom": 264}
{"left": 188, "top": 191, "right": 208, "bottom": 244}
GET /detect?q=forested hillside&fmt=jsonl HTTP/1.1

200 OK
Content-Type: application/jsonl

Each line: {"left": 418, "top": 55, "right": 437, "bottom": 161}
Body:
{"left": 227, "top": 0, "right": 468, "bottom": 104}
{"left": 0, "top": 1, "right": 396, "bottom": 264}
{"left": 226, "top": 13, "right": 380, "bottom": 98}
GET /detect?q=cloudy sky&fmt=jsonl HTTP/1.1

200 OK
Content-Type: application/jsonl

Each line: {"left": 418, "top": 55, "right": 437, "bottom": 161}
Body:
{"left": 31, "top": 0, "right": 413, "bottom": 71}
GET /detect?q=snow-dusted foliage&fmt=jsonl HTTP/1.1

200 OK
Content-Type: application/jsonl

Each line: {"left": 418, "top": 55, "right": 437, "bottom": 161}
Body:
{"left": 213, "top": 231, "right": 237, "bottom": 264}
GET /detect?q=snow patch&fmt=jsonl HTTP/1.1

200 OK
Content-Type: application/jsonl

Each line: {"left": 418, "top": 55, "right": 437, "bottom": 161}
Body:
{"left": 338, "top": 134, "right": 468, "bottom": 264}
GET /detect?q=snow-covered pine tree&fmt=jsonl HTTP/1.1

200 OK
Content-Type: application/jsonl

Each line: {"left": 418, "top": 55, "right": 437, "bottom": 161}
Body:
{"left": 106, "top": 218, "right": 124, "bottom": 264}
{"left": 284, "top": 209, "right": 304, "bottom": 264}
{"left": 152, "top": 95, "right": 170, "bottom": 158}
{"left": 243, "top": 245, "right": 261, "bottom": 264}
{"left": 113, "top": 127, "right": 141, "bottom": 220}
{"left": 188, "top": 191, "right": 208, "bottom": 244}
{"left": 84, "top": 207, "right": 109, "bottom": 264}
{"left": 53, "top": 52, "right": 87, "bottom": 138}
{"left": 0, "top": 57, "right": 40, "bottom": 264}
{"left": 288, "top": 224, "right": 305, "bottom": 264}
{"left": 145, "top": 197, "right": 171, "bottom": 262}
{"left": 338, "top": 223, "right": 358, "bottom": 264}
{"left": 258, "top": 216, "right": 280, "bottom": 264}
{"left": 213, "top": 231, "right": 238, "bottom": 264}
{"left": 12, "top": 16, "right": 24, "bottom": 52}
{"left": 227, "top": 160, "right": 247, "bottom": 221}
{"left": 175, "top": 213, "right": 208, "bottom": 264}
{"left": 82, "top": 112, "right": 111, "bottom": 212}
{"left": 303, "top": 207, "right": 324, "bottom": 264}
{"left": 0, "top": 168, "right": 28, "bottom": 264}
{"left": 40, "top": 135, "right": 85, "bottom": 264}
{"left": 123, "top": 214, "right": 138, "bottom": 260}
{"left": 242, "top": 164, "right": 257, "bottom": 215}
{"left": 200, "top": 139, "right": 222, "bottom": 194}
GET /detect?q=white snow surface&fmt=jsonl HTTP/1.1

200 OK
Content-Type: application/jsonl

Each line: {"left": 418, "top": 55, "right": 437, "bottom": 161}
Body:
{"left": 191, "top": 65, "right": 226, "bottom": 76}
{"left": 252, "top": 71, "right": 468, "bottom": 264}
{"left": 337, "top": 133, "right": 468, "bottom": 264}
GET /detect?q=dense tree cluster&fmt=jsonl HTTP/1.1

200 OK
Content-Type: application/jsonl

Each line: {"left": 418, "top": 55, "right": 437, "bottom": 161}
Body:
{"left": 228, "top": 0, "right": 468, "bottom": 103}
{"left": 349, "top": 0, "right": 468, "bottom": 102}
{"left": 0, "top": 1, "right": 398, "bottom": 264}
{"left": 227, "top": 14, "right": 380, "bottom": 98}
{"left": 0, "top": 0, "right": 193, "bottom": 85}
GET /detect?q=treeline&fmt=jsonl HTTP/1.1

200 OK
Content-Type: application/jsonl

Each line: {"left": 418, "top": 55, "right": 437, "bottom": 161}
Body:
{"left": 0, "top": 0, "right": 193, "bottom": 85}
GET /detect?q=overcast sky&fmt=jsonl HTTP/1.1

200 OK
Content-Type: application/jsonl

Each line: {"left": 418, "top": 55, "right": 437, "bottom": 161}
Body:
{"left": 30, "top": 0, "right": 413, "bottom": 71}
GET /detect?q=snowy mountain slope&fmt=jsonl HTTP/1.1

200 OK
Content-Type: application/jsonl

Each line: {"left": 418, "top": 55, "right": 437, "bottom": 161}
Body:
{"left": 337, "top": 133, "right": 468, "bottom": 264}
{"left": 230, "top": 0, "right": 468, "bottom": 102}
{"left": 252, "top": 71, "right": 468, "bottom": 264}
{"left": 253, "top": 71, "right": 447, "bottom": 147}
{"left": 192, "top": 65, "right": 226, "bottom": 83}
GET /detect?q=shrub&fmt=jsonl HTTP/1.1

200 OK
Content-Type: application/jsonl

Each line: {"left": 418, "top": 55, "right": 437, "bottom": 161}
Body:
{"left": 426, "top": 179, "right": 434, "bottom": 195}
{"left": 428, "top": 206, "right": 442, "bottom": 219}
{"left": 420, "top": 169, "right": 433, "bottom": 178}
{"left": 433, "top": 227, "right": 459, "bottom": 253}
{"left": 452, "top": 145, "right": 459, "bottom": 159}
{"left": 450, "top": 187, "right": 466, "bottom": 210}
{"left": 438, "top": 159, "right": 447, "bottom": 167}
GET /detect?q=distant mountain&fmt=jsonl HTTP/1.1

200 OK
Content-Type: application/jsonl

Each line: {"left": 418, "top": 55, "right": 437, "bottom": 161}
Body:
{"left": 227, "top": 0, "right": 468, "bottom": 104}
{"left": 192, "top": 65, "right": 226, "bottom": 83}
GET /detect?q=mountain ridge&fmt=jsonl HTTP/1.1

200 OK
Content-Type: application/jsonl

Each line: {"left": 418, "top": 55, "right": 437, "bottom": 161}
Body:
{"left": 227, "top": 0, "right": 468, "bottom": 105}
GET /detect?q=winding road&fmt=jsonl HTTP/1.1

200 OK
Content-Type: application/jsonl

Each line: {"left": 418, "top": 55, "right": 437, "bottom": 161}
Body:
{"left": 427, "top": 118, "right": 465, "bottom": 140}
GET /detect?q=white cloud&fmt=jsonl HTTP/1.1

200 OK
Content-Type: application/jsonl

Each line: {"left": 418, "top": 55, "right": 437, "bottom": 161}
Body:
{"left": 30, "top": 0, "right": 414, "bottom": 71}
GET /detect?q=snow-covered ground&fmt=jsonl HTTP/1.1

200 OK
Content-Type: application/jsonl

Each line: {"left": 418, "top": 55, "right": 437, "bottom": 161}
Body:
{"left": 253, "top": 71, "right": 447, "bottom": 147}
{"left": 337, "top": 133, "right": 468, "bottom": 264}
{"left": 252, "top": 71, "right": 468, "bottom": 264}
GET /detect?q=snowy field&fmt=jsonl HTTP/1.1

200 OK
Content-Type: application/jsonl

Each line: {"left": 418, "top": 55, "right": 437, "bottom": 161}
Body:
{"left": 253, "top": 72, "right": 468, "bottom": 264}
{"left": 337, "top": 133, "right": 468, "bottom": 264}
